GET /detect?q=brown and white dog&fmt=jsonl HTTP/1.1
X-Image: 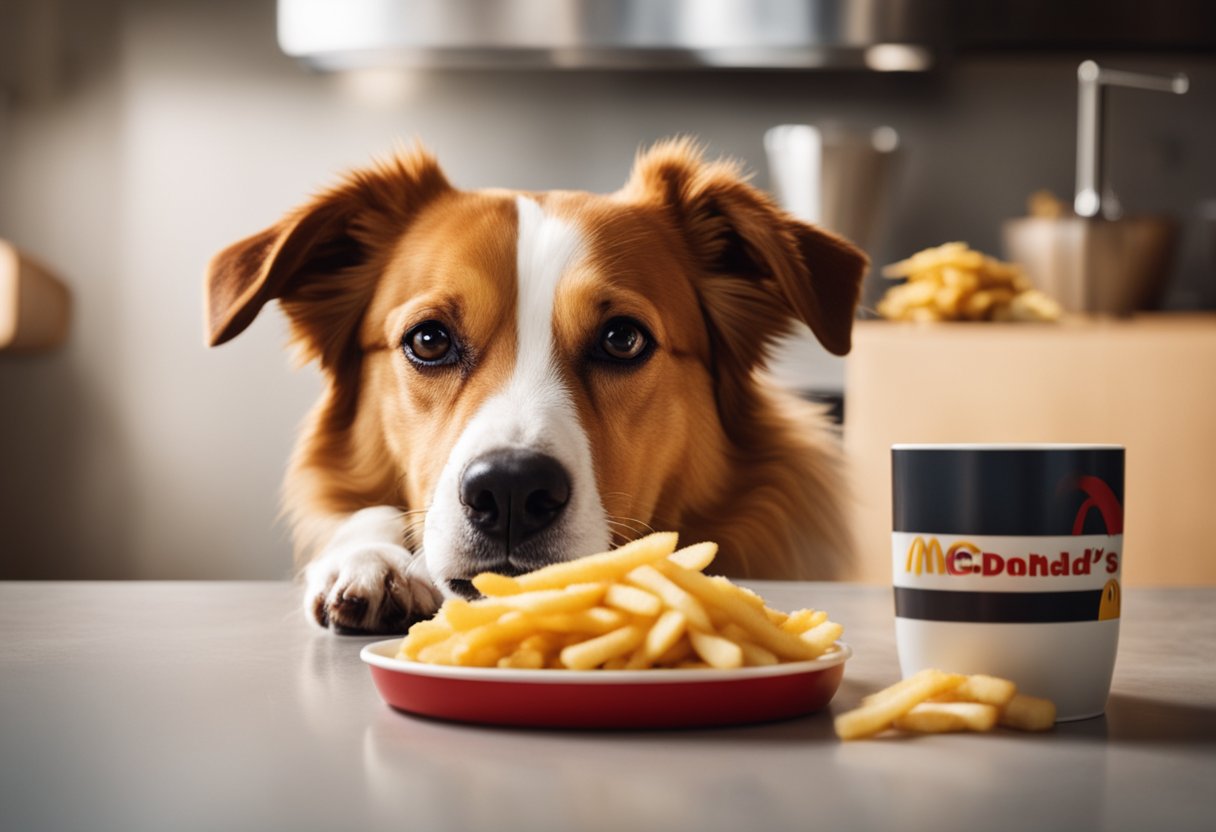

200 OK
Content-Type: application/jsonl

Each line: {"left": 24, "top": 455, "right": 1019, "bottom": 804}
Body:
{"left": 205, "top": 139, "right": 867, "bottom": 634}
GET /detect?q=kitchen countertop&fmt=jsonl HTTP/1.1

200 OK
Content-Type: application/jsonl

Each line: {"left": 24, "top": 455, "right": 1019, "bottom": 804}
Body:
{"left": 1, "top": 581, "right": 1213, "bottom": 832}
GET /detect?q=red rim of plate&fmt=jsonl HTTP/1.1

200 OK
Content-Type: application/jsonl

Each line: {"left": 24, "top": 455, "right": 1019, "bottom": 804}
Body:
{"left": 361, "top": 638, "right": 852, "bottom": 728}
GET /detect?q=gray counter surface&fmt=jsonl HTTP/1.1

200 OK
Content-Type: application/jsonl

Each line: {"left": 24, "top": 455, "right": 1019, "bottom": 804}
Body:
{"left": 1, "top": 581, "right": 1213, "bottom": 832}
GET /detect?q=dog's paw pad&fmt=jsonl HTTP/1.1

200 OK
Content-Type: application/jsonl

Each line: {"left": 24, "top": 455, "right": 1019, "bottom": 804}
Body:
{"left": 329, "top": 593, "right": 369, "bottom": 624}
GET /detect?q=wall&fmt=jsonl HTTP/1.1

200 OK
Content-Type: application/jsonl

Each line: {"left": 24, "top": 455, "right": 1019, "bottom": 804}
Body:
{"left": 1, "top": 0, "right": 1212, "bottom": 578}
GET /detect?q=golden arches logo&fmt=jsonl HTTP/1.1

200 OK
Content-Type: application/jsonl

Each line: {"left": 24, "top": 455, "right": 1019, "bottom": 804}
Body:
{"left": 905, "top": 537, "right": 980, "bottom": 576}
{"left": 905, "top": 537, "right": 944, "bottom": 575}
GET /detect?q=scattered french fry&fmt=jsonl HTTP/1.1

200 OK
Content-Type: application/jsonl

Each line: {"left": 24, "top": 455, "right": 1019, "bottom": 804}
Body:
{"left": 999, "top": 693, "right": 1057, "bottom": 732}
{"left": 835, "top": 669, "right": 967, "bottom": 740}
{"left": 836, "top": 672, "right": 1057, "bottom": 740}
{"left": 894, "top": 702, "right": 999, "bottom": 734}
{"left": 934, "top": 674, "right": 1018, "bottom": 708}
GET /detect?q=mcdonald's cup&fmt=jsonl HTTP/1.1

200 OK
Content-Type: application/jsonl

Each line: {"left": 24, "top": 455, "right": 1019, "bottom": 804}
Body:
{"left": 891, "top": 444, "right": 1125, "bottom": 721}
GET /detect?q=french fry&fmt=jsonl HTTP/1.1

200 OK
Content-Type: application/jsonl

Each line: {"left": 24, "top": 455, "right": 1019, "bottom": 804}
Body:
{"left": 717, "top": 622, "right": 780, "bottom": 665}
{"left": 780, "top": 608, "right": 827, "bottom": 634}
{"left": 718, "top": 623, "right": 749, "bottom": 642}
{"left": 454, "top": 611, "right": 538, "bottom": 661}
{"left": 999, "top": 693, "right": 1056, "bottom": 731}
{"left": 623, "top": 646, "right": 655, "bottom": 670}
{"left": 531, "top": 607, "right": 627, "bottom": 635}
{"left": 668, "top": 541, "right": 717, "bottom": 571}
{"left": 444, "top": 583, "right": 606, "bottom": 629}
{"left": 653, "top": 635, "right": 694, "bottom": 666}
{"left": 894, "top": 702, "right": 999, "bottom": 734}
{"left": 706, "top": 606, "right": 731, "bottom": 629}
{"left": 834, "top": 669, "right": 967, "bottom": 740}
{"left": 458, "top": 645, "right": 504, "bottom": 668}
{"left": 470, "top": 572, "right": 522, "bottom": 597}
{"left": 839, "top": 672, "right": 1057, "bottom": 740}
{"left": 603, "top": 583, "right": 663, "bottom": 617}
{"left": 625, "top": 564, "right": 713, "bottom": 631}
{"left": 861, "top": 674, "right": 924, "bottom": 706}
{"left": 709, "top": 576, "right": 768, "bottom": 612}
{"left": 559, "top": 624, "right": 646, "bottom": 670}
{"left": 416, "top": 635, "right": 462, "bottom": 665}
{"left": 438, "top": 598, "right": 503, "bottom": 631}
{"left": 688, "top": 629, "right": 744, "bottom": 669}
{"left": 400, "top": 619, "right": 453, "bottom": 659}
{"left": 740, "top": 642, "right": 779, "bottom": 667}
{"left": 506, "top": 583, "right": 607, "bottom": 613}
{"left": 657, "top": 562, "right": 821, "bottom": 660}
{"left": 497, "top": 648, "right": 545, "bottom": 669}
{"left": 643, "top": 610, "right": 687, "bottom": 660}
{"left": 481, "top": 532, "right": 678, "bottom": 596}
{"left": 764, "top": 607, "right": 789, "bottom": 626}
{"left": 519, "top": 633, "right": 561, "bottom": 654}
{"left": 933, "top": 674, "right": 1018, "bottom": 708}
{"left": 800, "top": 620, "right": 844, "bottom": 656}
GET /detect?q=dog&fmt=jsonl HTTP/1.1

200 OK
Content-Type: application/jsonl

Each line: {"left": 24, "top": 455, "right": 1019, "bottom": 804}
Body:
{"left": 205, "top": 138, "right": 867, "bottom": 634}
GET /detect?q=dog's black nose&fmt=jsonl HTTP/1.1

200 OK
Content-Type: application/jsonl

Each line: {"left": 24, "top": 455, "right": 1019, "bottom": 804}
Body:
{"left": 459, "top": 450, "right": 571, "bottom": 549}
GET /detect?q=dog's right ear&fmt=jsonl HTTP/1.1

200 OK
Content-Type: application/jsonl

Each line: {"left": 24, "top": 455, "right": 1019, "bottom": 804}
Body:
{"left": 204, "top": 148, "right": 450, "bottom": 366}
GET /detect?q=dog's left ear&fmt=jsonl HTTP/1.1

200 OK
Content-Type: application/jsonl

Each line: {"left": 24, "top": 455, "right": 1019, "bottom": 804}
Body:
{"left": 621, "top": 139, "right": 868, "bottom": 366}
{"left": 205, "top": 147, "right": 450, "bottom": 368}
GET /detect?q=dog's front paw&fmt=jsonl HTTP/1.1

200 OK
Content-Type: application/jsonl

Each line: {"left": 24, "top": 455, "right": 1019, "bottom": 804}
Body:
{"left": 304, "top": 545, "right": 442, "bottom": 635}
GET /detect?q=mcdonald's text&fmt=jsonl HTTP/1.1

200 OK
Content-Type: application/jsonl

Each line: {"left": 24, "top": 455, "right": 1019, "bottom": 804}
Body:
{"left": 904, "top": 537, "right": 1120, "bottom": 578}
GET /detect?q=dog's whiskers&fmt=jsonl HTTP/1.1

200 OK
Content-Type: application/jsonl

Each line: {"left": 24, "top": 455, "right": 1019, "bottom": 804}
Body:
{"left": 398, "top": 508, "right": 428, "bottom": 552}
{"left": 605, "top": 513, "right": 658, "bottom": 547}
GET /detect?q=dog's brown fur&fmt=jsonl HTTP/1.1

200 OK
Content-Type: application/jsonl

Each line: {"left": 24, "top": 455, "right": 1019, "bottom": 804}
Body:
{"left": 207, "top": 139, "right": 867, "bottom": 587}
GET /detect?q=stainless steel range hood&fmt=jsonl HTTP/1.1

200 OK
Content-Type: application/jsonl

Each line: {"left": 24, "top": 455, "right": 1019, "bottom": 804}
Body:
{"left": 277, "top": 0, "right": 941, "bottom": 71}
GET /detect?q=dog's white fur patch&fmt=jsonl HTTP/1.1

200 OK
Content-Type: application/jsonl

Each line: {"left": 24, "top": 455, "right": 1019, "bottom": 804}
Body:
{"left": 421, "top": 196, "right": 609, "bottom": 591}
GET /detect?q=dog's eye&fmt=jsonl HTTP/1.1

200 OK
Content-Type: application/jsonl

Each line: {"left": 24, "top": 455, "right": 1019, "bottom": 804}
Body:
{"left": 403, "top": 321, "right": 455, "bottom": 365}
{"left": 594, "top": 317, "right": 651, "bottom": 364}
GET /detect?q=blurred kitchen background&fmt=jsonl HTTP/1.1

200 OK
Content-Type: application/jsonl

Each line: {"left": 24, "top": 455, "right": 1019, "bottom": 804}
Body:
{"left": 1, "top": 0, "right": 1213, "bottom": 582}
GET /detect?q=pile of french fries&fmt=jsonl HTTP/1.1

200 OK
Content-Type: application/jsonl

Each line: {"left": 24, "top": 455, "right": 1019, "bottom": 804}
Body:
{"left": 877, "top": 241, "right": 1061, "bottom": 323}
{"left": 397, "top": 532, "right": 843, "bottom": 671}
{"left": 834, "top": 669, "right": 1057, "bottom": 740}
